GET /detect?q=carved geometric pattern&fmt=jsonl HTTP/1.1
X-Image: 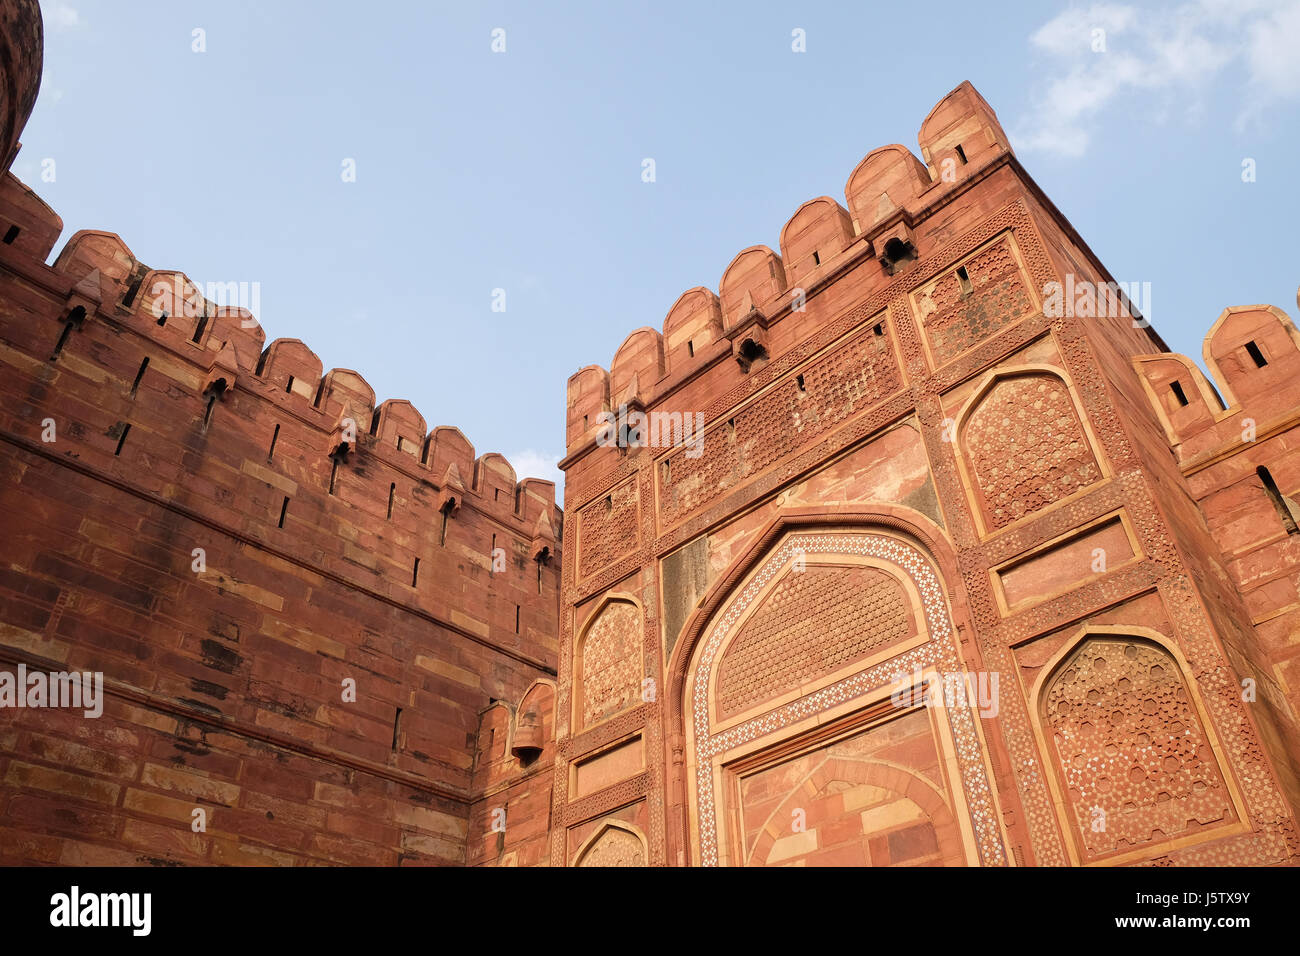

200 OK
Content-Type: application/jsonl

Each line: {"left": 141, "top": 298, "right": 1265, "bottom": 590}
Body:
{"left": 914, "top": 236, "right": 1034, "bottom": 367}
{"left": 1043, "top": 637, "right": 1236, "bottom": 862}
{"left": 964, "top": 373, "right": 1100, "bottom": 530}
{"left": 576, "top": 824, "right": 645, "bottom": 867}
{"left": 716, "top": 565, "right": 914, "bottom": 720}
{"left": 690, "top": 531, "right": 1006, "bottom": 867}
{"left": 657, "top": 318, "right": 901, "bottom": 529}
{"left": 578, "top": 600, "right": 641, "bottom": 729}
{"left": 577, "top": 477, "right": 638, "bottom": 578}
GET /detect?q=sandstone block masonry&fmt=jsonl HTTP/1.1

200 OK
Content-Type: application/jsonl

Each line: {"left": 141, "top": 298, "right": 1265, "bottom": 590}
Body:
{"left": 0, "top": 0, "right": 561, "bottom": 867}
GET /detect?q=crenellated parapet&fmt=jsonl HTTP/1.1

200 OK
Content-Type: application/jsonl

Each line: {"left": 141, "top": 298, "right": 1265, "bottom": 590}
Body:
{"left": 1133, "top": 295, "right": 1300, "bottom": 464}
{"left": 0, "top": 169, "right": 564, "bottom": 688}
{"left": 2, "top": 211, "right": 562, "bottom": 531}
{"left": 562, "top": 81, "right": 1014, "bottom": 460}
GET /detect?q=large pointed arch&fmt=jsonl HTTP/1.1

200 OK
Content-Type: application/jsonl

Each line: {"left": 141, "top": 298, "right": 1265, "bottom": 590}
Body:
{"left": 663, "top": 505, "right": 1005, "bottom": 868}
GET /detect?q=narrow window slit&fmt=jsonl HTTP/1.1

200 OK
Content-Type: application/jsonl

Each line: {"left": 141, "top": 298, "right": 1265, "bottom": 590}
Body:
{"left": 285, "top": 375, "right": 295, "bottom": 394}
{"left": 191, "top": 314, "right": 209, "bottom": 344}
{"left": 1259, "top": 467, "right": 1298, "bottom": 535}
{"left": 203, "top": 392, "right": 218, "bottom": 429}
{"left": 387, "top": 483, "right": 395, "bottom": 519}
{"left": 391, "top": 708, "right": 402, "bottom": 751}
{"left": 113, "top": 424, "right": 131, "bottom": 456}
{"left": 1246, "top": 341, "right": 1268, "bottom": 368}
{"left": 1170, "top": 381, "right": 1189, "bottom": 407}
{"left": 687, "top": 340, "right": 694, "bottom": 357}
{"left": 328, "top": 457, "right": 339, "bottom": 495}
{"left": 130, "top": 357, "right": 150, "bottom": 397}
{"left": 956, "top": 266, "right": 972, "bottom": 296}
{"left": 515, "top": 605, "right": 520, "bottom": 633}
{"left": 412, "top": 558, "right": 420, "bottom": 587}
{"left": 955, "top": 144, "right": 968, "bottom": 164}
{"left": 278, "top": 496, "right": 289, "bottom": 529}
{"left": 3, "top": 225, "right": 20, "bottom": 244}
{"left": 267, "top": 423, "right": 280, "bottom": 462}
{"left": 812, "top": 250, "right": 820, "bottom": 266}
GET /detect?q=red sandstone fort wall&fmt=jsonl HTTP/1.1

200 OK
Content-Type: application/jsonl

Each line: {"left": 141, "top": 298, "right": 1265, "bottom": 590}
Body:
{"left": 0, "top": 162, "right": 562, "bottom": 863}
{"left": 1, "top": 0, "right": 1298, "bottom": 867}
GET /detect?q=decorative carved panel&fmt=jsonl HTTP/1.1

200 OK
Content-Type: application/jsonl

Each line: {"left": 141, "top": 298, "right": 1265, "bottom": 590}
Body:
{"left": 575, "top": 823, "right": 645, "bottom": 867}
{"left": 577, "top": 477, "right": 638, "bottom": 579}
{"left": 657, "top": 317, "right": 901, "bottom": 529}
{"left": 577, "top": 600, "right": 641, "bottom": 729}
{"left": 1042, "top": 636, "right": 1237, "bottom": 862}
{"left": 913, "top": 234, "right": 1035, "bottom": 367}
{"left": 716, "top": 564, "right": 915, "bottom": 721}
{"left": 963, "top": 373, "right": 1101, "bottom": 531}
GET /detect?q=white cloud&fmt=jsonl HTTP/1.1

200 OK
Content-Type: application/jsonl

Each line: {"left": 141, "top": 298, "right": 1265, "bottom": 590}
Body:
{"left": 507, "top": 449, "right": 565, "bottom": 495}
{"left": 42, "top": 2, "right": 84, "bottom": 31}
{"left": 1244, "top": 3, "right": 1300, "bottom": 100}
{"left": 1014, "top": 1, "right": 1300, "bottom": 156}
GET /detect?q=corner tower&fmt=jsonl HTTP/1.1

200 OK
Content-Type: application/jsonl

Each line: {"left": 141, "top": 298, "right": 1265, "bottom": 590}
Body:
{"left": 553, "top": 82, "right": 1300, "bottom": 867}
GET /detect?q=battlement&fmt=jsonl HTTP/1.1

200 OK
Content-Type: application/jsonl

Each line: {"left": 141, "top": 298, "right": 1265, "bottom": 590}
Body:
{"left": 4, "top": 214, "right": 562, "bottom": 532}
{"left": 563, "top": 81, "right": 1013, "bottom": 462}
{"left": 1133, "top": 292, "right": 1300, "bottom": 464}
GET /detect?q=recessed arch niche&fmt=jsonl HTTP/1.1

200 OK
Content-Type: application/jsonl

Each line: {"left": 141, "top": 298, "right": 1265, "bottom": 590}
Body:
{"left": 679, "top": 520, "right": 1007, "bottom": 867}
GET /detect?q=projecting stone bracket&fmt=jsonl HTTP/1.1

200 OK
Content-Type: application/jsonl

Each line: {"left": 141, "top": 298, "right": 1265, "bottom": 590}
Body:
{"left": 325, "top": 420, "right": 355, "bottom": 460}
{"left": 531, "top": 509, "right": 558, "bottom": 564}
{"left": 203, "top": 340, "right": 240, "bottom": 398}
{"left": 436, "top": 462, "right": 467, "bottom": 516}
{"left": 64, "top": 268, "right": 102, "bottom": 321}
{"left": 725, "top": 293, "right": 773, "bottom": 373}
{"left": 869, "top": 220, "right": 918, "bottom": 275}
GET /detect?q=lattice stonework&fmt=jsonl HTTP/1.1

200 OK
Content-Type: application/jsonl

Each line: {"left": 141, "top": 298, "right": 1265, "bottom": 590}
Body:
{"left": 576, "top": 826, "right": 645, "bottom": 867}
{"left": 578, "top": 600, "right": 641, "bottom": 729}
{"left": 914, "top": 235, "right": 1035, "bottom": 367}
{"left": 577, "top": 477, "right": 638, "bottom": 578}
{"left": 963, "top": 373, "right": 1100, "bottom": 530}
{"left": 716, "top": 565, "right": 915, "bottom": 721}
{"left": 1043, "top": 637, "right": 1237, "bottom": 861}
{"left": 657, "top": 318, "right": 901, "bottom": 529}
{"left": 690, "top": 532, "right": 1007, "bottom": 867}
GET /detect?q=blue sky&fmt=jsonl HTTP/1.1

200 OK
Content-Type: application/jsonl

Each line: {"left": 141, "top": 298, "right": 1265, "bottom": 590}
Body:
{"left": 22, "top": 1, "right": 1300, "bottom": 490}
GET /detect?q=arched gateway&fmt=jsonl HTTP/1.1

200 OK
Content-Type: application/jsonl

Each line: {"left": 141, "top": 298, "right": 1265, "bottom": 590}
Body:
{"left": 668, "top": 511, "right": 1009, "bottom": 867}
